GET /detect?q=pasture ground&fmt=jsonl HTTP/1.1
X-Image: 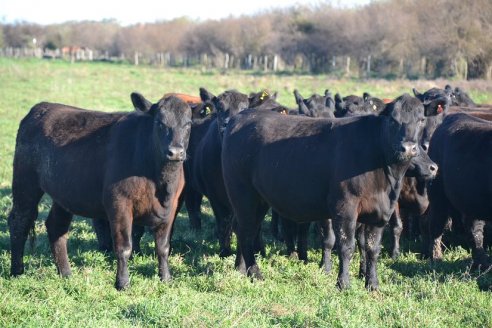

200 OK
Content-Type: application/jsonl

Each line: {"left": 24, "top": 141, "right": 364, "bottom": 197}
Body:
{"left": 0, "top": 58, "right": 491, "bottom": 327}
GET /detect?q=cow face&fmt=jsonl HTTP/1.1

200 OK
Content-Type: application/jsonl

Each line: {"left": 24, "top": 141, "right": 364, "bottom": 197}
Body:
{"left": 379, "top": 94, "right": 427, "bottom": 162}
{"left": 335, "top": 93, "right": 386, "bottom": 117}
{"left": 293, "top": 89, "right": 335, "bottom": 118}
{"left": 453, "top": 87, "right": 476, "bottom": 107}
{"left": 363, "top": 93, "right": 386, "bottom": 114}
{"left": 412, "top": 87, "right": 450, "bottom": 151}
{"left": 131, "top": 93, "right": 192, "bottom": 161}
{"left": 213, "top": 90, "right": 250, "bottom": 136}
{"left": 405, "top": 146, "right": 438, "bottom": 180}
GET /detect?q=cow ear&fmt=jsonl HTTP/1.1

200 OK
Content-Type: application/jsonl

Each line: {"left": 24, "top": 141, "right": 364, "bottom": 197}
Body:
{"left": 293, "top": 89, "right": 304, "bottom": 105}
{"left": 326, "top": 96, "right": 336, "bottom": 111}
{"left": 423, "top": 98, "right": 447, "bottom": 116}
{"left": 324, "top": 89, "right": 331, "bottom": 97}
{"left": 131, "top": 92, "right": 152, "bottom": 112}
{"left": 271, "top": 92, "right": 278, "bottom": 100}
{"left": 412, "top": 88, "right": 422, "bottom": 98}
{"left": 199, "top": 101, "right": 215, "bottom": 117}
{"left": 211, "top": 96, "right": 226, "bottom": 113}
{"left": 363, "top": 92, "right": 371, "bottom": 101}
{"left": 199, "top": 87, "right": 215, "bottom": 102}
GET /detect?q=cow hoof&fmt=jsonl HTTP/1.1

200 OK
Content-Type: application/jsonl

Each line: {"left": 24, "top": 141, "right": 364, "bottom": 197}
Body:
{"left": 288, "top": 251, "right": 299, "bottom": 260}
{"left": 365, "top": 280, "right": 379, "bottom": 291}
{"left": 391, "top": 250, "right": 400, "bottom": 260}
{"left": 219, "top": 248, "right": 233, "bottom": 258}
{"left": 336, "top": 278, "right": 350, "bottom": 290}
{"left": 471, "top": 259, "right": 492, "bottom": 272}
{"left": 59, "top": 269, "right": 72, "bottom": 278}
{"left": 320, "top": 261, "right": 332, "bottom": 274}
{"left": 115, "top": 279, "right": 130, "bottom": 291}
{"left": 247, "top": 265, "right": 264, "bottom": 280}
{"left": 11, "top": 269, "right": 24, "bottom": 277}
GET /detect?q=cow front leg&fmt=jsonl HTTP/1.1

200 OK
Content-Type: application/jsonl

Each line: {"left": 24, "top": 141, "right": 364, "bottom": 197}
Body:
{"left": 364, "top": 224, "right": 384, "bottom": 291}
{"left": 319, "top": 219, "right": 335, "bottom": 273}
{"left": 467, "top": 219, "right": 491, "bottom": 270}
{"left": 109, "top": 210, "right": 133, "bottom": 290}
{"left": 45, "top": 203, "right": 73, "bottom": 277}
{"left": 334, "top": 215, "right": 357, "bottom": 290}
{"left": 356, "top": 223, "right": 366, "bottom": 279}
{"left": 389, "top": 208, "right": 403, "bottom": 259}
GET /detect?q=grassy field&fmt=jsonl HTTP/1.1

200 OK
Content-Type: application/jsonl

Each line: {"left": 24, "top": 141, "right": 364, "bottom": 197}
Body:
{"left": 0, "top": 58, "right": 491, "bottom": 327}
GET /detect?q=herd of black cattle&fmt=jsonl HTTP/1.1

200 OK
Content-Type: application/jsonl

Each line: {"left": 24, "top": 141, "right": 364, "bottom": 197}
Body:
{"left": 7, "top": 82, "right": 492, "bottom": 290}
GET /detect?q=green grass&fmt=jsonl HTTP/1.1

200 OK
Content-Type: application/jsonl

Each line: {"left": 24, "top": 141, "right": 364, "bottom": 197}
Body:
{"left": 0, "top": 58, "right": 491, "bottom": 327}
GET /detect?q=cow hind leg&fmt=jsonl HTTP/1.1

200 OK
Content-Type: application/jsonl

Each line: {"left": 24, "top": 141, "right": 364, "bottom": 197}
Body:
{"left": 45, "top": 203, "right": 73, "bottom": 277}
{"left": 466, "top": 219, "right": 491, "bottom": 270}
{"left": 92, "top": 219, "right": 113, "bottom": 253}
{"left": 319, "top": 219, "right": 335, "bottom": 273}
{"left": 297, "top": 222, "right": 310, "bottom": 263}
{"left": 232, "top": 194, "right": 268, "bottom": 280}
{"left": 184, "top": 186, "right": 203, "bottom": 230}
{"left": 209, "top": 201, "right": 233, "bottom": 257}
{"left": 131, "top": 225, "right": 145, "bottom": 255}
{"left": 9, "top": 175, "right": 44, "bottom": 276}
{"left": 281, "top": 216, "right": 298, "bottom": 259}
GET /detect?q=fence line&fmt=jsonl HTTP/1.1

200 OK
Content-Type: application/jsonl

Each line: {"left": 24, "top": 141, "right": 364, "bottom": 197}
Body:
{"left": 0, "top": 47, "right": 481, "bottom": 79}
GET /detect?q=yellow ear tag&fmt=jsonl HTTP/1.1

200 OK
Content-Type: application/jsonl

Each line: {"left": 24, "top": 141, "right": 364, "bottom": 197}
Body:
{"left": 260, "top": 90, "right": 269, "bottom": 101}
{"left": 205, "top": 105, "right": 211, "bottom": 115}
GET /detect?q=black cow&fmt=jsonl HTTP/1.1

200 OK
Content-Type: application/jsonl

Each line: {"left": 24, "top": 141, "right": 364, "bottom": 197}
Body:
{"left": 412, "top": 88, "right": 451, "bottom": 152}
{"left": 270, "top": 89, "right": 336, "bottom": 243}
{"left": 191, "top": 89, "right": 283, "bottom": 257}
{"left": 91, "top": 87, "right": 216, "bottom": 252}
{"left": 8, "top": 94, "right": 191, "bottom": 290}
{"left": 293, "top": 89, "right": 335, "bottom": 118}
{"left": 426, "top": 113, "right": 492, "bottom": 269}
{"left": 445, "top": 84, "right": 477, "bottom": 107}
{"left": 222, "top": 94, "right": 441, "bottom": 290}
{"left": 334, "top": 92, "right": 385, "bottom": 117}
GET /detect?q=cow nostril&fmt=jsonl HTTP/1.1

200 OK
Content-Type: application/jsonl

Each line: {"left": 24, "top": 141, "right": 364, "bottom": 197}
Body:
{"left": 430, "top": 164, "right": 438, "bottom": 172}
{"left": 422, "top": 142, "right": 429, "bottom": 152}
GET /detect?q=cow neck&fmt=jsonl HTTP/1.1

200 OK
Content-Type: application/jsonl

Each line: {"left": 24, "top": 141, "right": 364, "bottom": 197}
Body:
{"left": 383, "top": 160, "right": 411, "bottom": 205}
{"left": 377, "top": 116, "right": 412, "bottom": 204}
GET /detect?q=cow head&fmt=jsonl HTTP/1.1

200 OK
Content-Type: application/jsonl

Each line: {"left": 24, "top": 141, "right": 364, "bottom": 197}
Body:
{"left": 453, "top": 87, "right": 476, "bottom": 107}
{"left": 412, "top": 87, "right": 450, "bottom": 151}
{"left": 293, "top": 89, "right": 335, "bottom": 118}
{"left": 212, "top": 90, "right": 250, "bottom": 137}
{"left": 405, "top": 146, "right": 438, "bottom": 180}
{"left": 362, "top": 92, "right": 386, "bottom": 114}
{"left": 131, "top": 92, "right": 192, "bottom": 162}
{"left": 379, "top": 94, "right": 435, "bottom": 162}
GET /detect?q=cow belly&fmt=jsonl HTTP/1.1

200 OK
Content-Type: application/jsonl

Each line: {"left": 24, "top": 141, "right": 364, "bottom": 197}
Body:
{"left": 37, "top": 152, "right": 106, "bottom": 218}
{"left": 254, "top": 178, "right": 330, "bottom": 222}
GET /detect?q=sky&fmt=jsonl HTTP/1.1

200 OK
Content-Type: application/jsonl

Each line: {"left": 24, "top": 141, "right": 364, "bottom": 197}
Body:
{"left": 0, "top": 0, "right": 372, "bottom": 25}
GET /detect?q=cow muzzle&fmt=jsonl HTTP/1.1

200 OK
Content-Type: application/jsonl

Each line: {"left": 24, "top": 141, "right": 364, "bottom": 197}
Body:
{"left": 167, "top": 146, "right": 186, "bottom": 161}
{"left": 400, "top": 142, "right": 419, "bottom": 158}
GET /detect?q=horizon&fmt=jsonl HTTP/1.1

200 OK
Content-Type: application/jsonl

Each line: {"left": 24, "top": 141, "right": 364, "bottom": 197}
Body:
{"left": 0, "top": 0, "right": 372, "bottom": 26}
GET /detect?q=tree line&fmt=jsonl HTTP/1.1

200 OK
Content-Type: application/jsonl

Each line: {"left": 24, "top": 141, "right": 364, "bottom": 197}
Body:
{"left": 1, "top": 0, "right": 492, "bottom": 79}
